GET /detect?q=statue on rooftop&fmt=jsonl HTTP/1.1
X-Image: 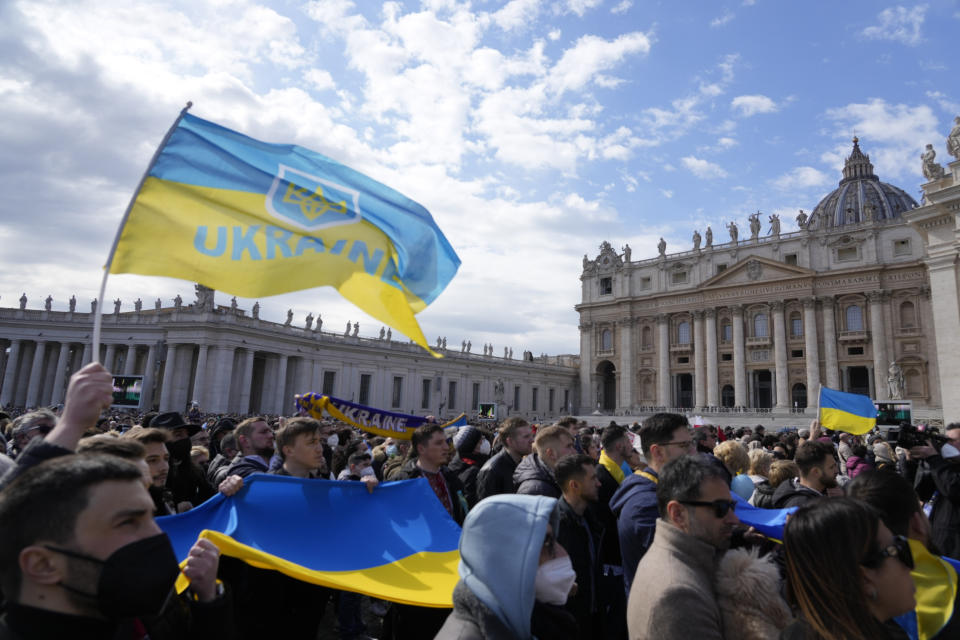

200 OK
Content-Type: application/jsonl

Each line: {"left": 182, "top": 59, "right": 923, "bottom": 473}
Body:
{"left": 44, "top": 295, "right": 52, "bottom": 311}
{"left": 768, "top": 213, "right": 781, "bottom": 236}
{"left": 113, "top": 299, "right": 121, "bottom": 314}
{"left": 726, "top": 221, "right": 739, "bottom": 243}
{"left": 19, "top": 293, "right": 26, "bottom": 310}
{"left": 252, "top": 301, "right": 260, "bottom": 318}
{"left": 796, "top": 210, "right": 808, "bottom": 228}
{"left": 705, "top": 226, "right": 713, "bottom": 248}
{"left": 91, "top": 298, "right": 97, "bottom": 314}
{"left": 379, "top": 327, "right": 385, "bottom": 339}
{"left": 305, "top": 313, "right": 314, "bottom": 330}
{"left": 922, "top": 144, "right": 946, "bottom": 181}
{"left": 173, "top": 295, "right": 182, "bottom": 310}
{"left": 622, "top": 244, "right": 631, "bottom": 262}
{"left": 345, "top": 321, "right": 352, "bottom": 336}
{"left": 749, "top": 212, "right": 762, "bottom": 239}
{"left": 352, "top": 322, "right": 359, "bottom": 337}
{"left": 657, "top": 237, "right": 666, "bottom": 256}
{"left": 692, "top": 230, "right": 701, "bottom": 251}
{"left": 947, "top": 116, "right": 960, "bottom": 160}
{"left": 69, "top": 295, "right": 76, "bottom": 312}
{"left": 315, "top": 314, "right": 322, "bottom": 331}
{"left": 155, "top": 298, "right": 162, "bottom": 310}
{"left": 386, "top": 328, "right": 391, "bottom": 340}
{"left": 134, "top": 298, "right": 142, "bottom": 312}
{"left": 284, "top": 309, "right": 293, "bottom": 326}
{"left": 231, "top": 297, "right": 238, "bottom": 311}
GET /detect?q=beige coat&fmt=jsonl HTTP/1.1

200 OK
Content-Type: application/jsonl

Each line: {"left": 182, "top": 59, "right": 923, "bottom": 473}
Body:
{"left": 627, "top": 519, "right": 725, "bottom": 640}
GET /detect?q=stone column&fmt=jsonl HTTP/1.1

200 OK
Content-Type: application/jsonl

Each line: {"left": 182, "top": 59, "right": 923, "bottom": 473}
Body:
{"left": 926, "top": 255, "right": 960, "bottom": 421}
{"left": 274, "top": 354, "right": 289, "bottom": 414}
{"left": 81, "top": 342, "right": 92, "bottom": 366}
{"left": 123, "top": 345, "right": 137, "bottom": 375}
{"left": 732, "top": 306, "right": 747, "bottom": 407}
{"left": 191, "top": 345, "right": 209, "bottom": 406}
{"left": 141, "top": 344, "right": 158, "bottom": 411}
{"left": 578, "top": 322, "right": 593, "bottom": 412}
{"left": 159, "top": 343, "right": 178, "bottom": 411}
{"left": 209, "top": 345, "right": 235, "bottom": 413}
{"left": 238, "top": 349, "right": 256, "bottom": 414}
{"left": 0, "top": 339, "right": 21, "bottom": 406}
{"left": 772, "top": 301, "right": 789, "bottom": 409}
{"left": 821, "top": 297, "right": 840, "bottom": 389}
{"left": 50, "top": 342, "right": 71, "bottom": 405}
{"left": 657, "top": 314, "right": 670, "bottom": 407}
{"left": 103, "top": 344, "right": 117, "bottom": 372}
{"left": 618, "top": 318, "right": 634, "bottom": 412}
{"left": 705, "top": 309, "right": 719, "bottom": 407}
{"left": 802, "top": 297, "right": 821, "bottom": 401}
{"left": 693, "top": 310, "right": 706, "bottom": 408}
{"left": 868, "top": 290, "right": 889, "bottom": 399}
{"left": 25, "top": 340, "right": 47, "bottom": 408}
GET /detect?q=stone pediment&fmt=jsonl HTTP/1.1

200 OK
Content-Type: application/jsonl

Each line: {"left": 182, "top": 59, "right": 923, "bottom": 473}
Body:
{"left": 700, "top": 256, "right": 814, "bottom": 289}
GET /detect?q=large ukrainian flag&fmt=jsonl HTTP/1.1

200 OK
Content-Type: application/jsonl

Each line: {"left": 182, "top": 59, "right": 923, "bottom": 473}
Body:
{"left": 109, "top": 108, "right": 459, "bottom": 356}
{"left": 818, "top": 386, "right": 877, "bottom": 435}
{"left": 157, "top": 475, "right": 461, "bottom": 607}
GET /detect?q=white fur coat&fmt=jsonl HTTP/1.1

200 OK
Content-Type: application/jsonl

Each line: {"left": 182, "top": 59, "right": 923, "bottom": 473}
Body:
{"left": 714, "top": 547, "right": 793, "bottom": 640}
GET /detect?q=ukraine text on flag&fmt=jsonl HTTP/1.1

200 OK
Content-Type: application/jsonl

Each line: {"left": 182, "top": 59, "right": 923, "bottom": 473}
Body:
{"left": 157, "top": 475, "right": 462, "bottom": 607}
{"left": 296, "top": 391, "right": 466, "bottom": 440}
{"left": 108, "top": 110, "right": 460, "bottom": 356}
{"left": 818, "top": 386, "right": 878, "bottom": 435}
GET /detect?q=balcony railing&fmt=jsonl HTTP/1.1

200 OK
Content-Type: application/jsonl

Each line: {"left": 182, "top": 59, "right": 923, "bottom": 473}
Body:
{"left": 838, "top": 330, "right": 870, "bottom": 343}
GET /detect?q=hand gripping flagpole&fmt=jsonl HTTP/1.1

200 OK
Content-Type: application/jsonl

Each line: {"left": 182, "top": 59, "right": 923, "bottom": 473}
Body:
{"left": 91, "top": 102, "right": 193, "bottom": 366}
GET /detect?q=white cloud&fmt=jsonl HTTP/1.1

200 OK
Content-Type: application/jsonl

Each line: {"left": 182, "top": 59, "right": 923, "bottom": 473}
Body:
{"left": 862, "top": 4, "right": 927, "bottom": 46}
{"left": 492, "top": 0, "right": 541, "bottom": 31}
{"left": 822, "top": 98, "right": 940, "bottom": 179}
{"left": 681, "top": 156, "right": 729, "bottom": 179}
{"left": 564, "top": 0, "right": 603, "bottom": 17}
{"left": 926, "top": 90, "right": 960, "bottom": 114}
{"left": 773, "top": 166, "right": 830, "bottom": 190}
{"left": 547, "top": 32, "right": 652, "bottom": 95}
{"left": 718, "top": 137, "right": 738, "bottom": 148}
{"left": 305, "top": 69, "right": 335, "bottom": 91}
{"left": 660, "top": 189, "right": 673, "bottom": 198}
{"left": 548, "top": 29, "right": 562, "bottom": 40}
{"left": 611, "top": 1, "right": 632, "bottom": 14}
{"left": 711, "top": 12, "right": 734, "bottom": 27}
{"left": 731, "top": 94, "right": 777, "bottom": 116}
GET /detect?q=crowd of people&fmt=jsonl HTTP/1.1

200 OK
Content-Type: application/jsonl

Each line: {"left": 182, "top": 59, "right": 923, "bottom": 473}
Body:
{"left": 0, "top": 361, "right": 958, "bottom": 639}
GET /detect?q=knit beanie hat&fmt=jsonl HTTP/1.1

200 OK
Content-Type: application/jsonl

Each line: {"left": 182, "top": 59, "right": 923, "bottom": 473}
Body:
{"left": 454, "top": 425, "right": 482, "bottom": 456}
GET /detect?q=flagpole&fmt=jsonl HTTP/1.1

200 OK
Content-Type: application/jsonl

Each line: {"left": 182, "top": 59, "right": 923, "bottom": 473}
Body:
{"left": 91, "top": 102, "right": 193, "bottom": 365}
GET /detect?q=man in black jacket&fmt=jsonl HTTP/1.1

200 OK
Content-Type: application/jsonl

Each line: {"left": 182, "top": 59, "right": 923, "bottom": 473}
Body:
{"left": 223, "top": 417, "right": 275, "bottom": 479}
{"left": 514, "top": 425, "right": 576, "bottom": 498}
{"left": 392, "top": 424, "right": 466, "bottom": 525}
{"left": 556, "top": 454, "right": 604, "bottom": 640}
{"left": 905, "top": 423, "right": 960, "bottom": 559}
{"left": 476, "top": 418, "right": 533, "bottom": 501}
{"left": 772, "top": 439, "right": 837, "bottom": 508}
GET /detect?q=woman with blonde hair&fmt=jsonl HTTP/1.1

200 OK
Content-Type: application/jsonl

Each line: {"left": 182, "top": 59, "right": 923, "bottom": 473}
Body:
{"left": 713, "top": 439, "right": 749, "bottom": 476}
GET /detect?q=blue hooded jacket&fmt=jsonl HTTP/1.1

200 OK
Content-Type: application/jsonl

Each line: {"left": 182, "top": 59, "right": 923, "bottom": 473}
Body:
{"left": 608, "top": 468, "right": 659, "bottom": 590}
{"left": 458, "top": 494, "right": 560, "bottom": 639}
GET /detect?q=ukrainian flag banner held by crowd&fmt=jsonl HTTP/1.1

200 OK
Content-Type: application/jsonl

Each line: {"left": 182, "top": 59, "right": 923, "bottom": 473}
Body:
{"left": 158, "top": 475, "right": 462, "bottom": 607}
{"left": 818, "top": 386, "right": 877, "bottom": 435}
{"left": 296, "top": 391, "right": 467, "bottom": 440}
{"left": 107, "top": 105, "right": 460, "bottom": 356}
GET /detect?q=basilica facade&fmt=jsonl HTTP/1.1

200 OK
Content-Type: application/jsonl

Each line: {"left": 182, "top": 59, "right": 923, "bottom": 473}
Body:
{"left": 577, "top": 139, "right": 947, "bottom": 421}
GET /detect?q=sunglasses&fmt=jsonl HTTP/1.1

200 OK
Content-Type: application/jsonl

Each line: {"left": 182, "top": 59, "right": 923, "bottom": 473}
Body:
{"left": 679, "top": 499, "right": 737, "bottom": 518}
{"left": 862, "top": 534, "right": 914, "bottom": 570}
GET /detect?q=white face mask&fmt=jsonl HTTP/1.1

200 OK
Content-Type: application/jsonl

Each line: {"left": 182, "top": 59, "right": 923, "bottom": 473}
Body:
{"left": 327, "top": 435, "right": 339, "bottom": 447}
{"left": 940, "top": 443, "right": 960, "bottom": 459}
{"left": 534, "top": 556, "right": 576, "bottom": 605}
{"left": 478, "top": 439, "right": 491, "bottom": 455}
{"left": 359, "top": 466, "right": 375, "bottom": 477}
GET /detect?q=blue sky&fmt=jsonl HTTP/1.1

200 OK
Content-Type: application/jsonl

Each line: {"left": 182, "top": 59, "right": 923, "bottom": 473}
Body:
{"left": 0, "top": 0, "right": 956, "bottom": 356}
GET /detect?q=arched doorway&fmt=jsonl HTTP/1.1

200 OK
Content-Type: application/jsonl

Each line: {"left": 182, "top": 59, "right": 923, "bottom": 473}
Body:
{"left": 675, "top": 373, "right": 693, "bottom": 408}
{"left": 848, "top": 366, "right": 870, "bottom": 397}
{"left": 792, "top": 383, "right": 807, "bottom": 409}
{"left": 596, "top": 361, "right": 616, "bottom": 411}
{"left": 721, "top": 385, "right": 735, "bottom": 408}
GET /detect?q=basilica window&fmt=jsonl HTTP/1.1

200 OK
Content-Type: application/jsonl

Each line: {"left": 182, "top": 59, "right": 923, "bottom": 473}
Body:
{"left": 671, "top": 270, "right": 688, "bottom": 284}
{"left": 677, "top": 321, "right": 691, "bottom": 344}
{"left": 899, "top": 301, "right": 916, "bottom": 328}
{"left": 641, "top": 325, "right": 653, "bottom": 349}
{"left": 753, "top": 313, "right": 769, "bottom": 338}
{"left": 640, "top": 277, "right": 652, "bottom": 290}
{"left": 785, "top": 254, "right": 798, "bottom": 266}
{"left": 599, "top": 277, "right": 612, "bottom": 295}
{"left": 601, "top": 329, "right": 613, "bottom": 351}
{"left": 845, "top": 305, "right": 863, "bottom": 331}
{"left": 792, "top": 383, "right": 807, "bottom": 409}
{"left": 893, "top": 239, "right": 911, "bottom": 256}
{"left": 721, "top": 385, "right": 735, "bottom": 408}
{"left": 790, "top": 312, "right": 803, "bottom": 337}
{"left": 721, "top": 321, "right": 732, "bottom": 343}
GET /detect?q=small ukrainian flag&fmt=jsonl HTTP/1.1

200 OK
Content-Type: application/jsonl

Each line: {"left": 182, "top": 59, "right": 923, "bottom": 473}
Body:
{"left": 818, "top": 386, "right": 877, "bottom": 435}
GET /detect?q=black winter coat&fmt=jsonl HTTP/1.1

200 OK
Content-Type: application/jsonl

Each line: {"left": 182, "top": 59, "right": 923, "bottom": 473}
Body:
{"left": 476, "top": 448, "right": 519, "bottom": 502}
{"left": 512, "top": 453, "right": 561, "bottom": 498}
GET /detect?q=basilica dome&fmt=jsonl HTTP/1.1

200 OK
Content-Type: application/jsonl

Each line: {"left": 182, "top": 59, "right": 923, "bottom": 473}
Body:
{"left": 810, "top": 138, "right": 918, "bottom": 229}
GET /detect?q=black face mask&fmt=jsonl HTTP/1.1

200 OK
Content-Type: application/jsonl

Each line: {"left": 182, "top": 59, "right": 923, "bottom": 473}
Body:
{"left": 166, "top": 438, "right": 192, "bottom": 462}
{"left": 46, "top": 532, "right": 180, "bottom": 619}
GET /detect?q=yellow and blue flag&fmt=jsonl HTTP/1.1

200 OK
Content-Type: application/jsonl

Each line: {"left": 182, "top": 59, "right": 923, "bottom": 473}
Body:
{"left": 296, "top": 391, "right": 466, "bottom": 439}
{"left": 109, "top": 109, "right": 459, "bottom": 356}
{"left": 818, "top": 386, "right": 877, "bottom": 435}
{"left": 157, "top": 474, "right": 461, "bottom": 607}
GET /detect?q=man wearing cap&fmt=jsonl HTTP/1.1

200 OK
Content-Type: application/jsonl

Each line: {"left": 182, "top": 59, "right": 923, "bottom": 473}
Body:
{"left": 151, "top": 411, "right": 214, "bottom": 507}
